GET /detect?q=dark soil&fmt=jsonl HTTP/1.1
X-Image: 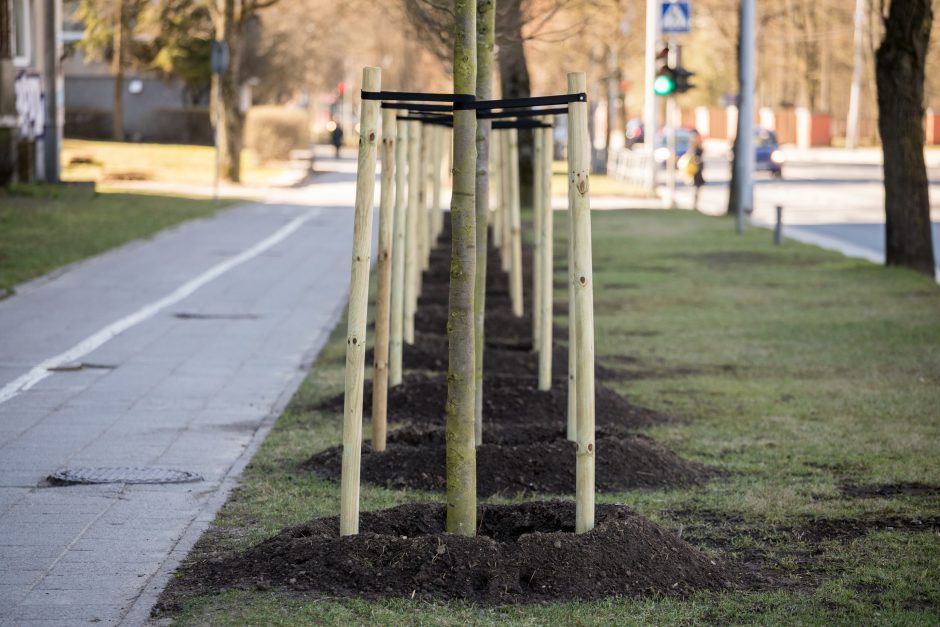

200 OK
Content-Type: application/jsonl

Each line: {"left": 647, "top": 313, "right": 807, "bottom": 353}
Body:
{"left": 308, "top": 373, "right": 672, "bottom": 430}
{"left": 839, "top": 482, "right": 940, "bottom": 499}
{"left": 158, "top": 502, "right": 752, "bottom": 607}
{"left": 304, "top": 426, "right": 715, "bottom": 496}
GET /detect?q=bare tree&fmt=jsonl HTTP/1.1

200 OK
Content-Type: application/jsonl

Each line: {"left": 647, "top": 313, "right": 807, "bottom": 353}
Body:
{"left": 876, "top": 0, "right": 935, "bottom": 276}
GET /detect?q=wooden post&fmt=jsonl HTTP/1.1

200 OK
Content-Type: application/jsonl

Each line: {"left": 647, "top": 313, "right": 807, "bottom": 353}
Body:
{"left": 420, "top": 123, "right": 431, "bottom": 272}
{"left": 568, "top": 72, "right": 595, "bottom": 534}
{"left": 566, "top": 144, "right": 577, "bottom": 440}
{"left": 532, "top": 125, "right": 544, "bottom": 352}
{"left": 538, "top": 122, "right": 554, "bottom": 391}
{"left": 389, "top": 118, "right": 408, "bottom": 386}
{"left": 500, "top": 131, "right": 512, "bottom": 272}
{"left": 491, "top": 130, "right": 503, "bottom": 250}
{"left": 404, "top": 120, "right": 420, "bottom": 345}
{"left": 340, "top": 66, "right": 381, "bottom": 537}
{"left": 431, "top": 125, "right": 444, "bottom": 244}
{"left": 508, "top": 128, "right": 524, "bottom": 318}
{"left": 371, "top": 108, "right": 396, "bottom": 452}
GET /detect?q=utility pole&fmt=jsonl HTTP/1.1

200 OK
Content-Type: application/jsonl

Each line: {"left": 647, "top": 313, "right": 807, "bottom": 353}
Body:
{"left": 733, "top": 0, "right": 756, "bottom": 234}
{"left": 845, "top": 0, "right": 865, "bottom": 150}
{"left": 664, "top": 41, "right": 678, "bottom": 208}
{"left": 643, "top": 0, "right": 660, "bottom": 194}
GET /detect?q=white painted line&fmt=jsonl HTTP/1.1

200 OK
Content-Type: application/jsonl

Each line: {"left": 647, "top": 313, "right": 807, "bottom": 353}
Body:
{"left": 0, "top": 211, "right": 320, "bottom": 406}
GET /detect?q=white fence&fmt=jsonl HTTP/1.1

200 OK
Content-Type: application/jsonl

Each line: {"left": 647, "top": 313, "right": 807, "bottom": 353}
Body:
{"left": 607, "top": 148, "right": 654, "bottom": 190}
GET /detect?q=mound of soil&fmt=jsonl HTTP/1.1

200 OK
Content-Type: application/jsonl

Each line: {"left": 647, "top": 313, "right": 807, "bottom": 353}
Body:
{"left": 365, "top": 331, "right": 626, "bottom": 381}
{"left": 310, "top": 373, "right": 671, "bottom": 429}
{"left": 165, "top": 502, "right": 740, "bottom": 605}
{"left": 304, "top": 426, "right": 715, "bottom": 496}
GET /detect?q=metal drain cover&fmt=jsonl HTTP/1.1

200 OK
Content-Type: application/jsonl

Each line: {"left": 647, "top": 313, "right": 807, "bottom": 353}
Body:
{"left": 49, "top": 467, "right": 203, "bottom": 485}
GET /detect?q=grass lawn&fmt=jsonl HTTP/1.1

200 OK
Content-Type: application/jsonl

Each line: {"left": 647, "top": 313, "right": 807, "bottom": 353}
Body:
{"left": 61, "top": 139, "right": 289, "bottom": 188}
{"left": 161, "top": 209, "right": 939, "bottom": 625}
{"left": 0, "top": 185, "right": 228, "bottom": 292}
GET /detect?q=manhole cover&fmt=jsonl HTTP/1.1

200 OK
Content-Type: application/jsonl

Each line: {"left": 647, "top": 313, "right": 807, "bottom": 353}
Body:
{"left": 48, "top": 467, "right": 203, "bottom": 485}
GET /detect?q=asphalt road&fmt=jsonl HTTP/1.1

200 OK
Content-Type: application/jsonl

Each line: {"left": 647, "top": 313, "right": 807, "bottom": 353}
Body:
{"left": 680, "top": 152, "right": 940, "bottom": 280}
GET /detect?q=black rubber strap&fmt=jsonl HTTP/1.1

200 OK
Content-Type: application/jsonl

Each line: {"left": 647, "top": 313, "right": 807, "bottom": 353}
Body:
{"left": 478, "top": 106, "right": 569, "bottom": 120}
{"left": 454, "top": 93, "right": 586, "bottom": 111}
{"left": 362, "top": 90, "right": 475, "bottom": 104}
{"left": 492, "top": 120, "right": 552, "bottom": 129}
{"left": 396, "top": 114, "right": 453, "bottom": 126}
{"left": 381, "top": 102, "right": 453, "bottom": 113}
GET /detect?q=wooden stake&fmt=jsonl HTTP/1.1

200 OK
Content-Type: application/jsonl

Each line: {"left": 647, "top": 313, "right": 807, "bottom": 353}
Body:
{"left": 404, "top": 120, "right": 420, "bottom": 344}
{"left": 500, "top": 131, "right": 512, "bottom": 272}
{"left": 568, "top": 71, "right": 595, "bottom": 534}
{"left": 567, "top": 141, "right": 577, "bottom": 441}
{"left": 371, "top": 108, "right": 396, "bottom": 452}
{"left": 431, "top": 125, "right": 444, "bottom": 244}
{"left": 491, "top": 130, "right": 503, "bottom": 249}
{"left": 340, "top": 66, "right": 381, "bottom": 537}
{"left": 538, "top": 122, "right": 554, "bottom": 392}
{"left": 389, "top": 118, "right": 408, "bottom": 386}
{"left": 420, "top": 123, "right": 431, "bottom": 272}
{"left": 533, "top": 125, "right": 544, "bottom": 352}
{"left": 508, "top": 128, "right": 524, "bottom": 318}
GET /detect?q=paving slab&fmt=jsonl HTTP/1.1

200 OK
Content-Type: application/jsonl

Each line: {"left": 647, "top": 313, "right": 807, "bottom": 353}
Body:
{"left": 0, "top": 165, "right": 364, "bottom": 625}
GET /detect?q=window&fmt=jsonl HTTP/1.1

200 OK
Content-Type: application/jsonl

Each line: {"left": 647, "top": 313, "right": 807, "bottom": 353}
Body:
{"left": 12, "top": 0, "right": 33, "bottom": 67}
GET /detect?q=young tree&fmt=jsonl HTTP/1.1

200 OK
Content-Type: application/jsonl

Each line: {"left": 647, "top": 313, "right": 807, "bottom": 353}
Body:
{"left": 1, "top": 0, "right": 16, "bottom": 184}
{"left": 876, "top": 0, "right": 935, "bottom": 276}
{"left": 473, "top": 0, "right": 495, "bottom": 444}
{"left": 446, "top": 0, "right": 478, "bottom": 536}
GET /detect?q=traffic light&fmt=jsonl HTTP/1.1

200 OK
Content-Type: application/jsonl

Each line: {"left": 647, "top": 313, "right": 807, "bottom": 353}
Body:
{"left": 653, "top": 65, "right": 676, "bottom": 96}
{"left": 674, "top": 67, "right": 696, "bottom": 94}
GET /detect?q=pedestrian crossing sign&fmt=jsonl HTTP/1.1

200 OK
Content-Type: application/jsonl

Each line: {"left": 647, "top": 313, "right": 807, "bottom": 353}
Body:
{"left": 661, "top": 1, "right": 691, "bottom": 33}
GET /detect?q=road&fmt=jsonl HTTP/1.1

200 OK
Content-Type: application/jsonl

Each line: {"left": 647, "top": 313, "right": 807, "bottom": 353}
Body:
{"left": 673, "top": 149, "right": 940, "bottom": 280}
{"left": 0, "top": 155, "right": 363, "bottom": 625}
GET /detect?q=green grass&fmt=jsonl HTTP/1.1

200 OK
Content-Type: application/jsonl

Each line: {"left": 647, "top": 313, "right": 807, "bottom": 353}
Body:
{"left": 0, "top": 184, "right": 228, "bottom": 291}
{"left": 162, "top": 209, "right": 940, "bottom": 625}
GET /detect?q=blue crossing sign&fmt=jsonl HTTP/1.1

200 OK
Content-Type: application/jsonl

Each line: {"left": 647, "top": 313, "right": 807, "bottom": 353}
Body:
{"left": 661, "top": 1, "right": 692, "bottom": 34}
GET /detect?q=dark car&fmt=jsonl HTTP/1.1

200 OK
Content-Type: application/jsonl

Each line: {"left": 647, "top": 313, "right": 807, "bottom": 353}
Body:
{"left": 755, "top": 128, "right": 784, "bottom": 178}
{"left": 626, "top": 118, "right": 645, "bottom": 147}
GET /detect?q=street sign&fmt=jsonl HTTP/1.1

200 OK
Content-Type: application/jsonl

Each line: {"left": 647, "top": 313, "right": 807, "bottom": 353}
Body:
{"left": 661, "top": 1, "right": 691, "bottom": 34}
{"left": 210, "top": 41, "right": 229, "bottom": 75}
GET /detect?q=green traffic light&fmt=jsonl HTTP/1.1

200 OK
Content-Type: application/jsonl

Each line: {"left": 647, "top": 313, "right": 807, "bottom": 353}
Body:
{"left": 654, "top": 73, "right": 676, "bottom": 96}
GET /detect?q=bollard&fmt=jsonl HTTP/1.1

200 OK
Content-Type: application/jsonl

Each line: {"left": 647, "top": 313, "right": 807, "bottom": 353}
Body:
{"left": 371, "top": 108, "right": 396, "bottom": 453}
{"left": 389, "top": 119, "right": 408, "bottom": 385}
{"left": 774, "top": 205, "right": 783, "bottom": 245}
{"left": 340, "top": 66, "right": 381, "bottom": 537}
{"left": 568, "top": 71, "right": 595, "bottom": 535}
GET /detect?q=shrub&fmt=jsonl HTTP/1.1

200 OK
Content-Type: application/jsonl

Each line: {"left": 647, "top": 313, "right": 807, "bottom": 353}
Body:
{"left": 244, "top": 106, "right": 310, "bottom": 163}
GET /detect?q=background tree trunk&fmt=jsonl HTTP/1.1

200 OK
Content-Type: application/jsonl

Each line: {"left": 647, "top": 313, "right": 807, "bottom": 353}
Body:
{"left": 446, "top": 0, "right": 477, "bottom": 536}
{"left": 876, "top": 0, "right": 935, "bottom": 276}
{"left": 473, "top": 0, "right": 495, "bottom": 445}
{"left": 217, "top": 0, "right": 244, "bottom": 183}
{"left": 111, "top": 0, "right": 126, "bottom": 142}
{"left": 0, "top": 0, "right": 17, "bottom": 185}
{"left": 497, "top": 0, "right": 533, "bottom": 209}
{"left": 726, "top": 2, "right": 742, "bottom": 216}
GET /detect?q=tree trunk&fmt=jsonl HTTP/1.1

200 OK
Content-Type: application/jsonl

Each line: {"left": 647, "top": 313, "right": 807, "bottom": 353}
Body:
{"left": 876, "top": 0, "right": 935, "bottom": 276}
{"left": 111, "top": 0, "right": 126, "bottom": 142}
{"left": 217, "top": 0, "right": 243, "bottom": 183}
{"left": 0, "top": 0, "right": 17, "bottom": 185}
{"left": 473, "top": 0, "right": 495, "bottom": 445}
{"left": 446, "top": 0, "right": 477, "bottom": 536}
{"left": 497, "top": 0, "right": 533, "bottom": 208}
{"left": 726, "top": 2, "right": 742, "bottom": 216}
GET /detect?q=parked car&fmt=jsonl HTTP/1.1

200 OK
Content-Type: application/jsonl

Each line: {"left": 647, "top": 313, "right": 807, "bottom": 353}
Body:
{"left": 625, "top": 118, "right": 645, "bottom": 147}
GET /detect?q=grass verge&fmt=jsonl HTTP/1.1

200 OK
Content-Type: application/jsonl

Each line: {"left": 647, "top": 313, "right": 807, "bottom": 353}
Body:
{"left": 161, "top": 209, "right": 939, "bottom": 625}
{"left": 0, "top": 184, "right": 228, "bottom": 291}
{"left": 61, "top": 139, "right": 289, "bottom": 187}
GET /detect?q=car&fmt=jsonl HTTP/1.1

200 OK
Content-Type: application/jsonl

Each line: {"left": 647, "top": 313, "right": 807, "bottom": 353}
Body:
{"left": 625, "top": 118, "right": 644, "bottom": 147}
{"left": 754, "top": 128, "right": 784, "bottom": 178}
{"left": 653, "top": 127, "right": 696, "bottom": 167}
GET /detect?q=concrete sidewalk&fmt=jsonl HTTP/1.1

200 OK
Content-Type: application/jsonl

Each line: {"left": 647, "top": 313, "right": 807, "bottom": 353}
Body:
{"left": 0, "top": 165, "right": 360, "bottom": 625}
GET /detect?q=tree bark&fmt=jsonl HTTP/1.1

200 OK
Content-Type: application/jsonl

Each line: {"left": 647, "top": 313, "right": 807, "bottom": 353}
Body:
{"left": 497, "top": 0, "right": 533, "bottom": 209}
{"left": 473, "top": 0, "right": 494, "bottom": 446}
{"left": 216, "top": 0, "right": 243, "bottom": 182}
{"left": 446, "top": 0, "right": 477, "bottom": 536}
{"left": 726, "top": 2, "right": 742, "bottom": 216}
{"left": 876, "top": 0, "right": 935, "bottom": 276}
{"left": 111, "top": 0, "right": 126, "bottom": 141}
{"left": 0, "top": 0, "right": 16, "bottom": 185}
